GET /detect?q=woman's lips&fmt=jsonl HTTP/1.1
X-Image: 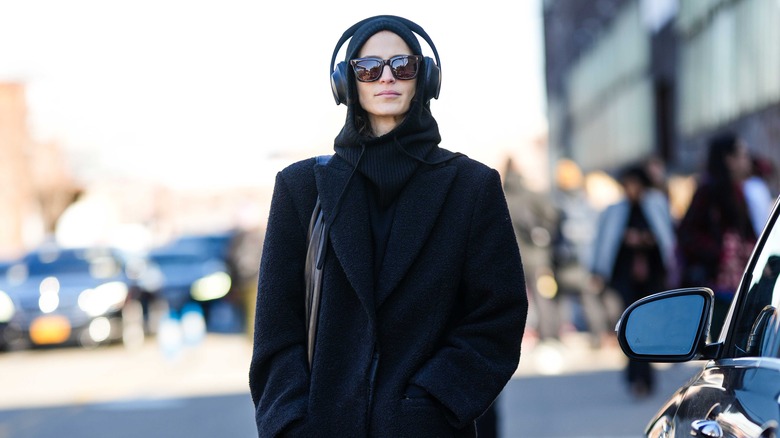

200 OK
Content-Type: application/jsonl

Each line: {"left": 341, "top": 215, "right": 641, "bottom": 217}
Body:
{"left": 376, "top": 90, "right": 400, "bottom": 96}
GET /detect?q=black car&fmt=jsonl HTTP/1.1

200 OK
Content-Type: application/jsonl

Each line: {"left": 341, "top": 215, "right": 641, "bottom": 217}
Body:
{"left": 0, "top": 259, "right": 16, "bottom": 350}
{"left": 2, "top": 244, "right": 162, "bottom": 349}
{"left": 147, "top": 231, "right": 241, "bottom": 332}
{"left": 617, "top": 195, "right": 780, "bottom": 437}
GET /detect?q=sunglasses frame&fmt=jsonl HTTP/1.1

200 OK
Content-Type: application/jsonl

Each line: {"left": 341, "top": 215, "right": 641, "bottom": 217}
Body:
{"left": 349, "top": 55, "right": 423, "bottom": 82}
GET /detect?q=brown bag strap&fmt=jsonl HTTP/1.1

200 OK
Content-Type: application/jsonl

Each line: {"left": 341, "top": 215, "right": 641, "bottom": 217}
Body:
{"left": 305, "top": 155, "right": 331, "bottom": 368}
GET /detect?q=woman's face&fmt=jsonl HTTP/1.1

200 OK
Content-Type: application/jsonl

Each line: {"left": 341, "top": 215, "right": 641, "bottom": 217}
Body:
{"left": 355, "top": 31, "right": 417, "bottom": 135}
{"left": 726, "top": 141, "right": 752, "bottom": 182}
{"left": 622, "top": 177, "right": 644, "bottom": 202}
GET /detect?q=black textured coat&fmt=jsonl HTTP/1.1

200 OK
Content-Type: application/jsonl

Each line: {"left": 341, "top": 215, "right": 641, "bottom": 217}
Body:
{"left": 249, "top": 150, "right": 527, "bottom": 437}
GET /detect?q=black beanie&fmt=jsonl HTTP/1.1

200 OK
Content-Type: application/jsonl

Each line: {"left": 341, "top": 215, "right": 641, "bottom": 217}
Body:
{"left": 344, "top": 16, "right": 423, "bottom": 62}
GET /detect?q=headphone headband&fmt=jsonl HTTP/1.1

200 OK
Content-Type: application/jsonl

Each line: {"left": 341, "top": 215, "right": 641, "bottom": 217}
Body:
{"left": 328, "top": 15, "right": 441, "bottom": 78}
{"left": 329, "top": 15, "right": 441, "bottom": 105}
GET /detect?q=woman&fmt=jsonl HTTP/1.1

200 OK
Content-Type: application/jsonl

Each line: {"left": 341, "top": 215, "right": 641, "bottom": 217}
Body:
{"left": 249, "top": 15, "right": 527, "bottom": 437}
{"left": 678, "top": 132, "right": 757, "bottom": 337}
{"left": 590, "top": 165, "right": 676, "bottom": 398}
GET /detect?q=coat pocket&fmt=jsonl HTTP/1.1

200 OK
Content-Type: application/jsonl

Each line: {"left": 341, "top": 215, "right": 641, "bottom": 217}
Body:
{"left": 397, "top": 397, "right": 455, "bottom": 437}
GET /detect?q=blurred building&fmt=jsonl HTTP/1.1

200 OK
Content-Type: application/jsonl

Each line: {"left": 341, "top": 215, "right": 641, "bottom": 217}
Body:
{"left": 543, "top": 0, "right": 780, "bottom": 179}
{"left": 0, "top": 82, "right": 272, "bottom": 258}
{"left": 0, "top": 82, "right": 34, "bottom": 258}
{"left": 0, "top": 81, "right": 115, "bottom": 258}
{"left": 0, "top": 82, "right": 80, "bottom": 259}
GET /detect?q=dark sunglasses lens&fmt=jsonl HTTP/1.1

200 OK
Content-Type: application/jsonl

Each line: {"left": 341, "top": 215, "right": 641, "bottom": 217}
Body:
{"left": 390, "top": 56, "right": 419, "bottom": 80}
{"left": 353, "top": 59, "right": 382, "bottom": 82}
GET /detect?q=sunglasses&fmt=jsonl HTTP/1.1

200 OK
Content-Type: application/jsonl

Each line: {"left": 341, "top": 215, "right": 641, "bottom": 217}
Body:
{"left": 349, "top": 55, "right": 423, "bottom": 82}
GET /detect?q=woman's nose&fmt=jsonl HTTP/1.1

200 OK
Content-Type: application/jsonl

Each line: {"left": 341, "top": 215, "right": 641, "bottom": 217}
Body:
{"left": 379, "top": 65, "right": 395, "bottom": 82}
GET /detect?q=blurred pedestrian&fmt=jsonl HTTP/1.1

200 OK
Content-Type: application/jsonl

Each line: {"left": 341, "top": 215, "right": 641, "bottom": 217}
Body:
{"left": 225, "top": 218, "right": 264, "bottom": 335}
{"left": 643, "top": 154, "right": 670, "bottom": 199}
{"left": 503, "top": 157, "right": 560, "bottom": 343}
{"left": 678, "top": 132, "right": 758, "bottom": 338}
{"left": 249, "top": 15, "right": 527, "bottom": 437}
{"left": 550, "top": 159, "right": 605, "bottom": 346}
{"left": 590, "top": 164, "right": 677, "bottom": 398}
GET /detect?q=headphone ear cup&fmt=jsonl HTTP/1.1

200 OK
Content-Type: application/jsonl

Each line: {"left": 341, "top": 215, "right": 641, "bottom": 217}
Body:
{"left": 330, "top": 61, "right": 349, "bottom": 105}
{"left": 422, "top": 56, "right": 441, "bottom": 102}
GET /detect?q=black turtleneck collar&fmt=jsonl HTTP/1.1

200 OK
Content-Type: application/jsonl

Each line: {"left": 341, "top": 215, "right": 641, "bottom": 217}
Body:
{"left": 334, "top": 96, "right": 442, "bottom": 209}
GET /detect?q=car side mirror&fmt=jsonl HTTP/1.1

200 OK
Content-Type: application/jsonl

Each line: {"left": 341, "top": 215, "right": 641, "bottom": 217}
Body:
{"left": 616, "top": 288, "right": 714, "bottom": 362}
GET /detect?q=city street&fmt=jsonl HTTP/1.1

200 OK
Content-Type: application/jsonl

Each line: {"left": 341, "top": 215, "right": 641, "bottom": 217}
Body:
{"left": 1, "top": 1, "right": 778, "bottom": 436}
{"left": 0, "top": 332, "right": 703, "bottom": 438}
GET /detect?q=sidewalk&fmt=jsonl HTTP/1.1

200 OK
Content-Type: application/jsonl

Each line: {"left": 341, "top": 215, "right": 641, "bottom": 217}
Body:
{"left": 0, "top": 334, "right": 254, "bottom": 410}
{"left": 0, "top": 330, "right": 630, "bottom": 411}
{"left": 514, "top": 331, "right": 628, "bottom": 378}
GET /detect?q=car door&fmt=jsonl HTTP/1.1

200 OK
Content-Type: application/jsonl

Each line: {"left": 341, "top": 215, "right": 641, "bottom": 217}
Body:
{"left": 668, "top": 200, "right": 780, "bottom": 437}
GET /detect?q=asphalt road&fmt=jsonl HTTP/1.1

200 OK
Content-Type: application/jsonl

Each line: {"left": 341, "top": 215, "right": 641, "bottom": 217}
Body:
{"left": 0, "top": 332, "right": 703, "bottom": 438}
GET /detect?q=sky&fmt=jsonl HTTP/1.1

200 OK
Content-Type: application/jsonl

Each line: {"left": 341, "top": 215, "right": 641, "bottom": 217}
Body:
{"left": 0, "top": 0, "right": 547, "bottom": 190}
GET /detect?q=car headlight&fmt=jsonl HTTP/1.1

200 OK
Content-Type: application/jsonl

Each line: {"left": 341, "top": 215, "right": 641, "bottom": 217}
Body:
{"left": 190, "top": 272, "right": 231, "bottom": 301}
{"left": 78, "top": 281, "right": 129, "bottom": 317}
{"left": 0, "top": 290, "right": 15, "bottom": 323}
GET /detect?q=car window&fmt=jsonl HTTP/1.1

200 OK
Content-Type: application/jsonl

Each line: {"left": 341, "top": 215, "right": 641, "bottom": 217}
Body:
{"left": 23, "top": 248, "right": 122, "bottom": 280}
{"left": 732, "top": 203, "right": 780, "bottom": 358}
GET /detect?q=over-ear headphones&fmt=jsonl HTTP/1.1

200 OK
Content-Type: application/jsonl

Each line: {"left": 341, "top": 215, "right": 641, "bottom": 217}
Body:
{"left": 329, "top": 15, "right": 442, "bottom": 106}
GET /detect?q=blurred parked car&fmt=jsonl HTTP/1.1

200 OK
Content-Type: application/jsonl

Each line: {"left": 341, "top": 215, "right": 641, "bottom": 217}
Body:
{"left": 147, "top": 231, "right": 242, "bottom": 332}
{"left": 0, "top": 259, "right": 16, "bottom": 350}
{"left": 617, "top": 195, "right": 780, "bottom": 437}
{"left": 1, "top": 244, "right": 164, "bottom": 350}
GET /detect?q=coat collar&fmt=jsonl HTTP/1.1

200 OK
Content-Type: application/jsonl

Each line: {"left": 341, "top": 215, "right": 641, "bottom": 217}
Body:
{"left": 376, "top": 164, "right": 457, "bottom": 307}
{"left": 314, "top": 156, "right": 458, "bottom": 316}
{"left": 314, "top": 157, "right": 376, "bottom": 318}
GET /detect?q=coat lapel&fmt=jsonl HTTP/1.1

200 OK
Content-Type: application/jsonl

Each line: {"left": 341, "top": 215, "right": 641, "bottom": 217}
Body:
{"left": 314, "top": 159, "right": 376, "bottom": 317}
{"left": 376, "top": 165, "right": 458, "bottom": 308}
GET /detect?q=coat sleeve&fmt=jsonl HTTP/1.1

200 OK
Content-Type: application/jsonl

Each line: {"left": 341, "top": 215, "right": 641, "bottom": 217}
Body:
{"left": 590, "top": 204, "right": 624, "bottom": 280}
{"left": 410, "top": 169, "right": 528, "bottom": 428}
{"left": 249, "top": 172, "right": 310, "bottom": 437}
{"left": 589, "top": 207, "right": 610, "bottom": 277}
{"left": 643, "top": 190, "right": 679, "bottom": 286}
